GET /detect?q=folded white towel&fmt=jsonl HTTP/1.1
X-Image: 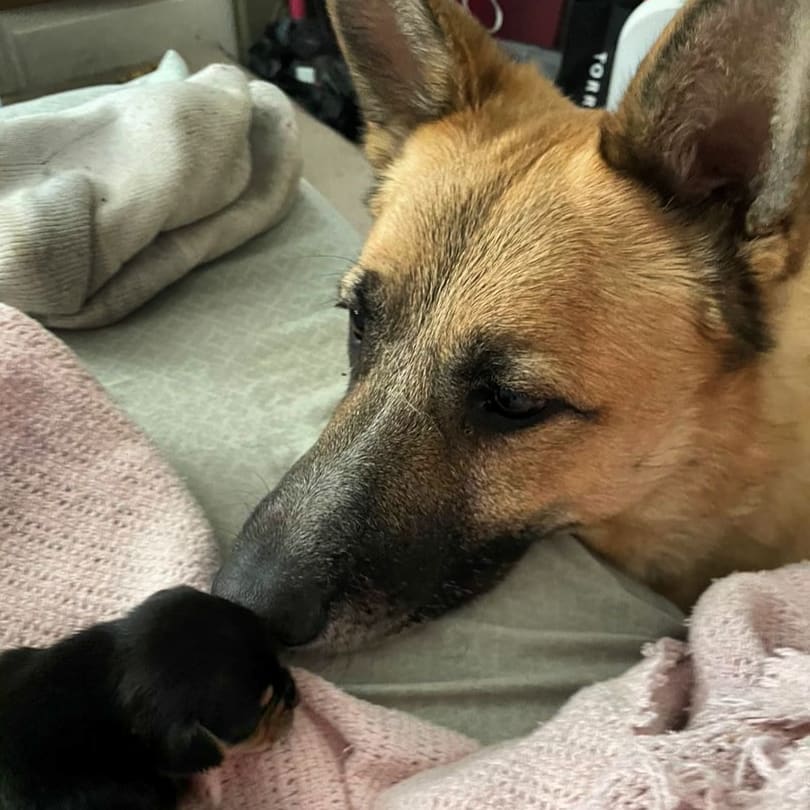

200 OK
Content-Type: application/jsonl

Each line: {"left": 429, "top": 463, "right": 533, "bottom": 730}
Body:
{"left": 0, "top": 61, "right": 301, "bottom": 328}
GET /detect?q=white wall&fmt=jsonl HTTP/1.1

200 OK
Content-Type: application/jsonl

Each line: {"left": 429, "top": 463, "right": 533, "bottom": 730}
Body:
{"left": 0, "top": 0, "right": 239, "bottom": 97}
{"left": 232, "top": 0, "right": 283, "bottom": 56}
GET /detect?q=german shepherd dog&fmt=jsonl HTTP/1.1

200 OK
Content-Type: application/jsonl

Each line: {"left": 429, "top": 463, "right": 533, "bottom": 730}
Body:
{"left": 215, "top": 0, "right": 810, "bottom": 649}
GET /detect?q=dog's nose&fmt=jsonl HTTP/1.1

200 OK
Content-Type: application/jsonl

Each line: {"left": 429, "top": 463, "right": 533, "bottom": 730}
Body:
{"left": 212, "top": 560, "right": 329, "bottom": 647}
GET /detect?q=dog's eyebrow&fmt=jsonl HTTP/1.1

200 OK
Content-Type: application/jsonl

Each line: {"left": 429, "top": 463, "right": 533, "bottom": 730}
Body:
{"left": 453, "top": 333, "right": 569, "bottom": 395}
{"left": 452, "top": 334, "right": 522, "bottom": 385}
{"left": 339, "top": 267, "right": 381, "bottom": 309}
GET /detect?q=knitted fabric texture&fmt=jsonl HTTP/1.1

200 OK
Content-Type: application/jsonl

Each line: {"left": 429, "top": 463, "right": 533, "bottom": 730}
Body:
{"left": 0, "top": 304, "right": 219, "bottom": 645}
{"left": 0, "top": 304, "right": 477, "bottom": 809}
{"left": 380, "top": 564, "right": 810, "bottom": 809}
{"left": 0, "top": 63, "right": 301, "bottom": 329}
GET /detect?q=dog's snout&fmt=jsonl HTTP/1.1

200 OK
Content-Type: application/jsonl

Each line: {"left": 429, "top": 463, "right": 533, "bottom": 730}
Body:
{"left": 212, "top": 556, "right": 329, "bottom": 647}
{"left": 213, "top": 390, "right": 455, "bottom": 649}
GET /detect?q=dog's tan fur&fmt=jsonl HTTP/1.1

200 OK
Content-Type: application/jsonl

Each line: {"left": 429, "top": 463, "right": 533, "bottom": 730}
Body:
{"left": 322, "top": 0, "right": 810, "bottom": 608}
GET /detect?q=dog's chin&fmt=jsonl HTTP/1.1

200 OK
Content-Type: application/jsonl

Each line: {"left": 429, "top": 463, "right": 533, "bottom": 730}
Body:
{"left": 291, "top": 598, "right": 419, "bottom": 655}
{"left": 286, "top": 529, "right": 553, "bottom": 655}
{"left": 293, "top": 544, "right": 546, "bottom": 654}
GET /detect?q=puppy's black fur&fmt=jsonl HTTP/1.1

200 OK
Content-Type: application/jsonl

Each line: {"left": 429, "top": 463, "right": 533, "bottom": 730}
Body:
{"left": 0, "top": 586, "right": 296, "bottom": 810}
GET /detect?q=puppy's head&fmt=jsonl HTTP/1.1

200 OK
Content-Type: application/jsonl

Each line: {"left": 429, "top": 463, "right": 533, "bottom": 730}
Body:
{"left": 117, "top": 587, "right": 296, "bottom": 775}
{"left": 214, "top": 0, "right": 810, "bottom": 646}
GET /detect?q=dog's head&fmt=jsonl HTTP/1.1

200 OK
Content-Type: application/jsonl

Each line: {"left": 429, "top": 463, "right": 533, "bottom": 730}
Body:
{"left": 117, "top": 587, "right": 296, "bottom": 774}
{"left": 214, "top": 0, "right": 810, "bottom": 647}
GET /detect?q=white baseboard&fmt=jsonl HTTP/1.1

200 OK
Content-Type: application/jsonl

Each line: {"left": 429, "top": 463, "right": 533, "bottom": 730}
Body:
{"left": 0, "top": 0, "right": 238, "bottom": 97}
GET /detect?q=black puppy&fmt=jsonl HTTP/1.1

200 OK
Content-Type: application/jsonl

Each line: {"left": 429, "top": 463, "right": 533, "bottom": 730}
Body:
{"left": 0, "top": 586, "right": 297, "bottom": 810}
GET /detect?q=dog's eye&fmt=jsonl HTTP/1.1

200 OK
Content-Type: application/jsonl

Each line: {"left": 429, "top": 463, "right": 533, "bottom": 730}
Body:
{"left": 469, "top": 385, "right": 570, "bottom": 432}
{"left": 336, "top": 301, "right": 367, "bottom": 371}
{"left": 491, "top": 387, "right": 541, "bottom": 417}
{"left": 350, "top": 308, "right": 365, "bottom": 343}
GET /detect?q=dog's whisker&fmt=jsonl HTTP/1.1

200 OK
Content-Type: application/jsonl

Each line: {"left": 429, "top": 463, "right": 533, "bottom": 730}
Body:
{"left": 300, "top": 253, "right": 360, "bottom": 265}
{"left": 251, "top": 470, "right": 273, "bottom": 496}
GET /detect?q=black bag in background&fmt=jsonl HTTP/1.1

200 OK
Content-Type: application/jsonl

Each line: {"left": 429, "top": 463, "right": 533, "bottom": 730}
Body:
{"left": 556, "top": 0, "right": 643, "bottom": 108}
{"left": 248, "top": 0, "right": 361, "bottom": 142}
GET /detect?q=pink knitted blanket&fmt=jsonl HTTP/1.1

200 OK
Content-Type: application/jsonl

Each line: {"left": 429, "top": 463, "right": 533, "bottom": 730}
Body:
{"left": 383, "top": 565, "right": 810, "bottom": 809}
{"left": 3, "top": 302, "right": 810, "bottom": 809}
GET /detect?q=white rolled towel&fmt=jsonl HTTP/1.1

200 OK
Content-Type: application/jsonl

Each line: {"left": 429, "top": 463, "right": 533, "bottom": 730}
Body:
{"left": 0, "top": 59, "right": 302, "bottom": 328}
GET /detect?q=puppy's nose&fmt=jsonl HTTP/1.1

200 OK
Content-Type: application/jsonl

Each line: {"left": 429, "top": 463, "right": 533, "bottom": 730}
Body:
{"left": 212, "top": 561, "right": 329, "bottom": 647}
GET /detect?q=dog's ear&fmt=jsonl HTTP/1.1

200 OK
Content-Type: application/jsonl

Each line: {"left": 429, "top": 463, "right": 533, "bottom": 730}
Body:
{"left": 152, "top": 722, "right": 224, "bottom": 775}
{"left": 119, "top": 657, "right": 225, "bottom": 775}
{"left": 127, "top": 708, "right": 224, "bottom": 775}
{"left": 601, "top": 0, "right": 810, "bottom": 237}
{"left": 326, "top": 0, "right": 517, "bottom": 171}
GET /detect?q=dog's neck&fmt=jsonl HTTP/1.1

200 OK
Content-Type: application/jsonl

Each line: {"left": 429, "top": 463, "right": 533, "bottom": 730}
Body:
{"left": 588, "top": 244, "right": 810, "bottom": 610}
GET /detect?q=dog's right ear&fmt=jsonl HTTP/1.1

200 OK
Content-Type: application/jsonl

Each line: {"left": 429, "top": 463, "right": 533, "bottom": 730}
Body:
{"left": 128, "top": 707, "right": 224, "bottom": 775}
{"left": 326, "top": 0, "right": 513, "bottom": 172}
{"left": 153, "top": 722, "right": 224, "bottom": 776}
{"left": 119, "top": 661, "right": 225, "bottom": 775}
{"left": 601, "top": 0, "right": 810, "bottom": 238}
